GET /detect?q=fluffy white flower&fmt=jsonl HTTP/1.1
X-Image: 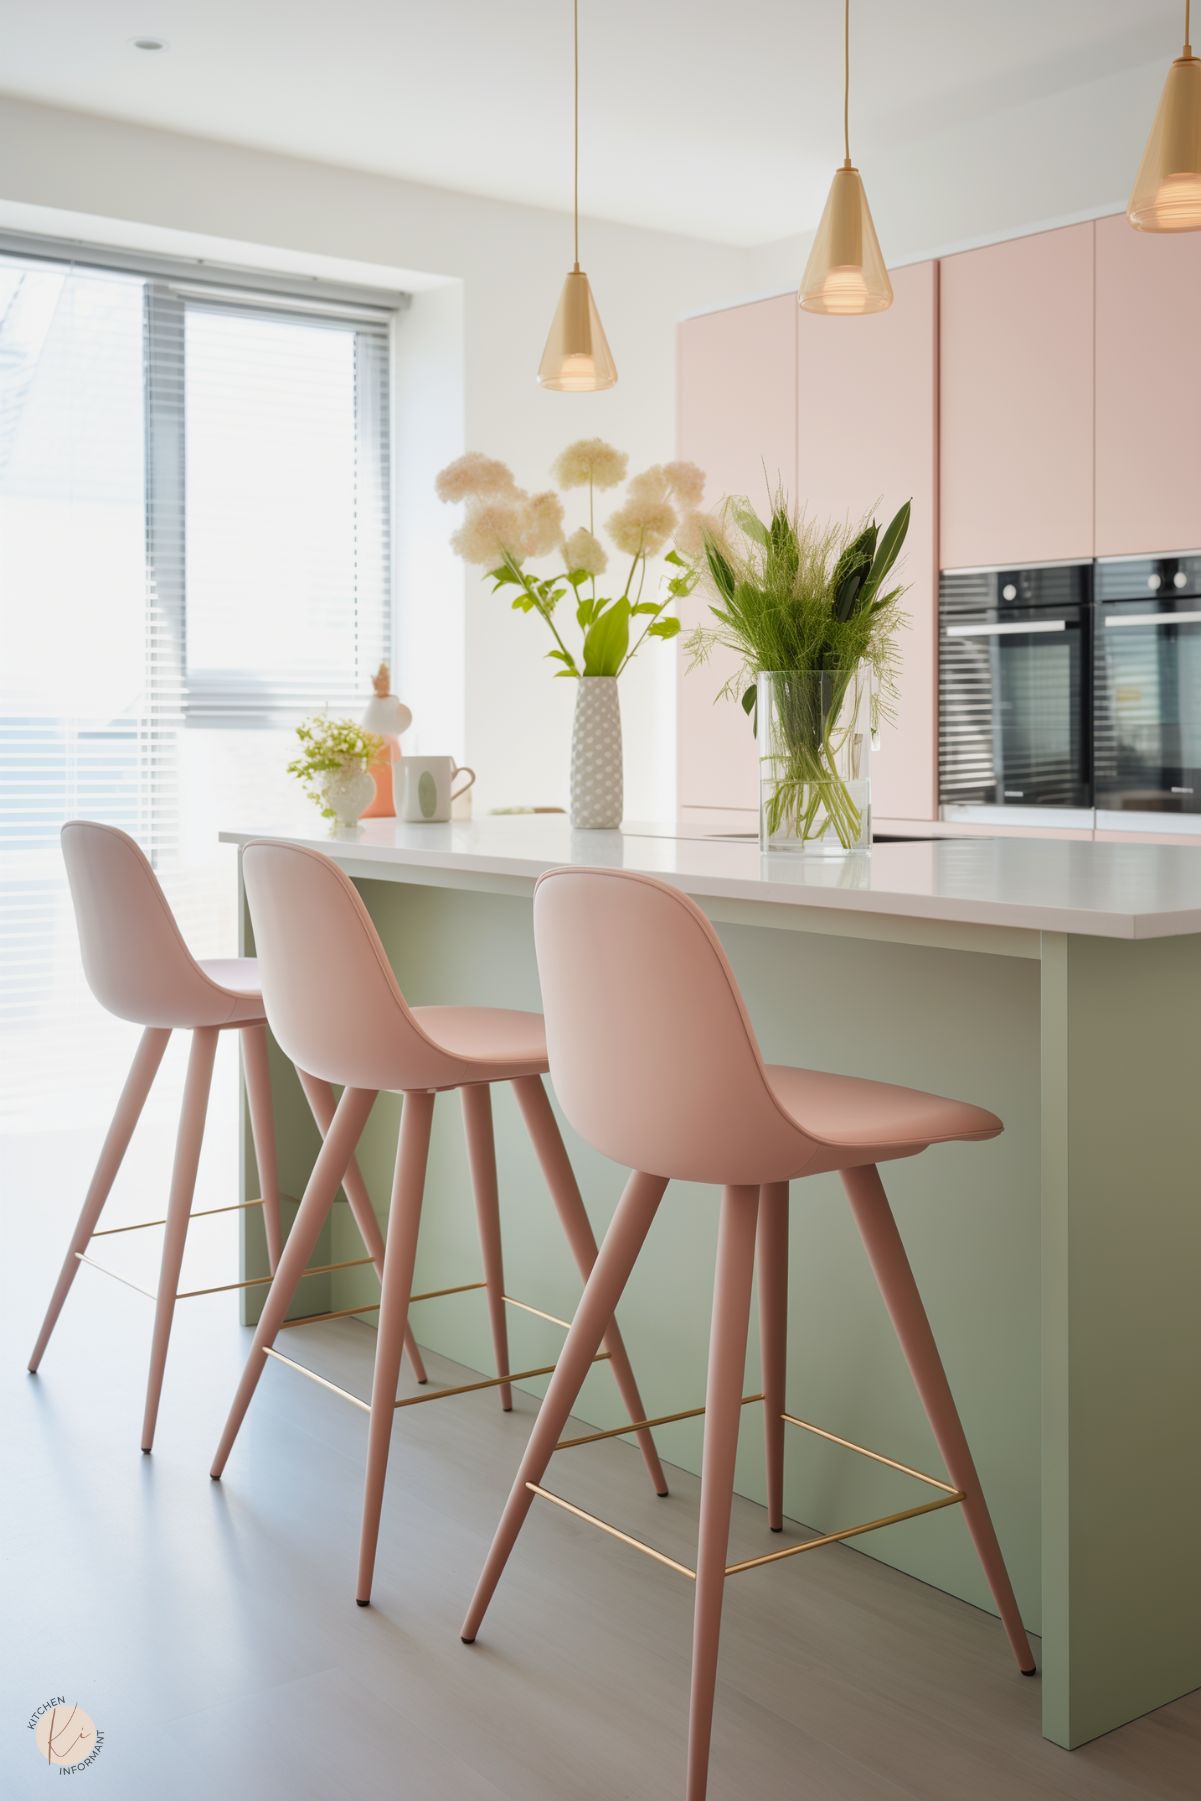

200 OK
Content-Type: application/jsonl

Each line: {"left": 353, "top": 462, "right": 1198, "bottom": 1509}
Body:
{"left": 627, "top": 465, "right": 669, "bottom": 505}
{"left": 563, "top": 526, "right": 608, "bottom": 577}
{"left": 630, "top": 462, "right": 707, "bottom": 512}
{"left": 552, "top": 438, "right": 629, "bottom": 490}
{"left": 450, "top": 498, "right": 529, "bottom": 566}
{"left": 663, "top": 460, "right": 705, "bottom": 509}
{"left": 607, "top": 497, "right": 678, "bottom": 559}
{"left": 674, "top": 510, "right": 726, "bottom": 561}
{"left": 522, "top": 490, "right": 565, "bottom": 558}
{"left": 435, "top": 452, "right": 518, "bottom": 504}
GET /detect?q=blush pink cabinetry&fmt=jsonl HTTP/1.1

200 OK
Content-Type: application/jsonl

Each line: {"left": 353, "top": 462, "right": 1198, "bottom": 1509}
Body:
{"left": 794, "top": 261, "right": 939, "bottom": 821}
{"left": 1095, "top": 213, "right": 1201, "bottom": 556}
{"left": 676, "top": 296, "right": 797, "bottom": 813}
{"left": 939, "top": 224, "right": 1095, "bottom": 570}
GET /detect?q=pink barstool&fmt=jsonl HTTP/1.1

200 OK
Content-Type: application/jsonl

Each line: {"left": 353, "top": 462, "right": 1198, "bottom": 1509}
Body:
{"left": 462, "top": 868, "right": 1036, "bottom": 1801}
{"left": 210, "top": 840, "right": 667, "bottom": 1605}
{"left": 28, "top": 821, "right": 426, "bottom": 1450}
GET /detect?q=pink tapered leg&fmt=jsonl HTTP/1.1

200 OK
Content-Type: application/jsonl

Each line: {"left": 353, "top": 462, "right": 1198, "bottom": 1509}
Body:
{"left": 461, "top": 1170, "right": 667, "bottom": 1644}
{"left": 141, "top": 1026, "right": 219, "bottom": 1452}
{"left": 460, "top": 1084, "right": 513, "bottom": 1412}
{"left": 687, "top": 1184, "right": 760, "bottom": 1801}
{"left": 211, "top": 1086, "right": 378, "bottom": 1478}
{"left": 28, "top": 1025, "right": 171, "bottom": 1372}
{"left": 756, "top": 1181, "right": 789, "bottom": 1532}
{"left": 356, "top": 1089, "right": 435, "bottom": 1605}
{"left": 242, "top": 1024, "right": 282, "bottom": 1272}
{"left": 511, "top": 1075, "right": 669, "bottom": 1496}
{"left": 297, "top": 1069, "right": 427, "bottom": 1384}
{"left": 842, "top": 1163, "right": 1037, "bottom": 1676}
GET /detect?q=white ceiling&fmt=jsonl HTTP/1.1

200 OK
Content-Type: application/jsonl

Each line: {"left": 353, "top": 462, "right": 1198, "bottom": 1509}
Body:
{"left": 0, "top": 0, "right": 1184, "bottom": 245}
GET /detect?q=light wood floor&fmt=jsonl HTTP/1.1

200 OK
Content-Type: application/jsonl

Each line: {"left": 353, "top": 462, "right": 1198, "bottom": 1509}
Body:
{"left": 4, "top": 1146, "right": 1200, "bottom": 1800}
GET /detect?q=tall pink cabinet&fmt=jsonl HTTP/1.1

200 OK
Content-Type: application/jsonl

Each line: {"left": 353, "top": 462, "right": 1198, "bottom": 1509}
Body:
{"left": 677, "top": 266, "right": 938, "bottom": 824}
{"left": 1094, "top": 213, "right": 1201, "bottom": 556}
{"left": 939, "top": 225, "right": 1095, "bottom": 570}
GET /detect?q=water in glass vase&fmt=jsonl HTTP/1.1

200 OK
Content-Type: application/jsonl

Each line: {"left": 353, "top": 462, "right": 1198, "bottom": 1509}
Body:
{"left": 757, "top": 667, "right": 871, "bottom": 854}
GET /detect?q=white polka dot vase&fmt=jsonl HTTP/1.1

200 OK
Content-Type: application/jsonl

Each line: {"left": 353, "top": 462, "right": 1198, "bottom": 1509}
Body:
{"left": 570, "top": 676, "right": 623, "bottom": 830}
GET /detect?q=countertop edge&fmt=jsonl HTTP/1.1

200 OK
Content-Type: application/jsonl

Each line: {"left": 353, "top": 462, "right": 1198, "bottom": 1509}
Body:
{"left": 218, "top": 828, "right": 1200, "bottom": 941}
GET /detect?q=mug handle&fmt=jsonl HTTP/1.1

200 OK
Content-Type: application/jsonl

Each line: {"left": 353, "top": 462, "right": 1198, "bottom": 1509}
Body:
{"left": 450, "top": 764, "right": 477, "bottom": 801}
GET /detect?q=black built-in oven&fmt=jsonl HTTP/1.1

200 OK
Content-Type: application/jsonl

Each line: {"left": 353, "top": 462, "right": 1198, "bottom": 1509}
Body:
{"left": 1094, "top": 553, "right": 1201, "bottom": 820}
{"left": 939, "top": 563, "right": 1093, "bottom": 814}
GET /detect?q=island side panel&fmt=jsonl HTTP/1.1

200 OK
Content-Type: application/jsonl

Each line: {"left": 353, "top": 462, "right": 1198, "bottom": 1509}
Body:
{"left": 330, "top": 877, "right": 1042, "bottom": 1635}
{"left": 237, "top": 850, "right": 332, "bottom": 1327}
{"left": 1041, "top": 930, "right": 1201, "bottom": 1748}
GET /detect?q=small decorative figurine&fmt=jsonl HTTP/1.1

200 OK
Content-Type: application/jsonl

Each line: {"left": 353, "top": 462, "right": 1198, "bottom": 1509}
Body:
{"left": 360, "top": 662, "right": 413, "bottom": 818}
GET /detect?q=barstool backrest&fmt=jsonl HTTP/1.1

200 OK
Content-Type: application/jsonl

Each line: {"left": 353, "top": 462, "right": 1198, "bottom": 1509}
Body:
{"left": 241, "top": 840, "right": 466, "bottom": 1092}
{"left": 61, "top": 821, "right": 226, "bottom": 1027}
{"left": 532, "top": 867, "right": 814, "bottom": 1184}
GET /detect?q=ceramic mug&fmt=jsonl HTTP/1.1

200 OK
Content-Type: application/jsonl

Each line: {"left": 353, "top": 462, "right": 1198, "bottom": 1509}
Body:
{"left": 394, "top": 756, "right": 476, "bottom": 823}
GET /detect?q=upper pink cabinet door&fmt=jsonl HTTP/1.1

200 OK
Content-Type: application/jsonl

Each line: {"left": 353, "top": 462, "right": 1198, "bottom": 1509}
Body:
{"left": 940, "top": 224, "right": 1094, "bottom": 570}
{"left": 795, "top": 260, "right": 938, "bottom": 822}
{"left": 676, "top": 295, "right": 797, "bottom": 813}
{"left": 1095, "top": 213, "right": 1201, "bottom": 557}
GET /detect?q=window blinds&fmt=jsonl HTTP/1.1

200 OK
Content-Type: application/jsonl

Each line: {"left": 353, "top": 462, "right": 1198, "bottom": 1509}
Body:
{"left": 0, "top": 240, "right": 398, "bottom": 1129}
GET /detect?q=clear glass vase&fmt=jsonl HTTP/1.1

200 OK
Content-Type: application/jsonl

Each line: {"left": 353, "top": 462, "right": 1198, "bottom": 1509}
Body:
{"left": 757, "top": 667, "right": 871, "bottom": 854}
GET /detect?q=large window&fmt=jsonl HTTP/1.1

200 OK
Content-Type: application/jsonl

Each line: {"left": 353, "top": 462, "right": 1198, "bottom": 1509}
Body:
{"left": 0, "top": 241, "right": 398, "bottom": 1131}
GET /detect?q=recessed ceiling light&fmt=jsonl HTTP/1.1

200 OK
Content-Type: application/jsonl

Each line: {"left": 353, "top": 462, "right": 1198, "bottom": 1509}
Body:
{"left": 132, "top": 38, "right": 167, "bottom": 52}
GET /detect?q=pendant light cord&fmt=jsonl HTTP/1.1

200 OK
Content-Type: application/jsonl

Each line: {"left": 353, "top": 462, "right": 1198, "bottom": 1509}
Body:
{"left": 843, "top": 0, "right": 851, "bottom": 167}
{"left": 573, "top": 0, "right": 580, "bottom": 269}
{"left": 1186, "top": 0, "right": 1193, "bottom": 57}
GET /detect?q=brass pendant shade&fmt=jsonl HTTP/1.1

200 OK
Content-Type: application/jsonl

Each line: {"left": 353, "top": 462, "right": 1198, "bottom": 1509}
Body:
{"left": 539, "top": 0, "right": 616, "bottom": 390}
{"left": 538, "top": 266, "right": 617, "bottom": 391}
{"left": 1128, "top": 38, "right": 1201, "bottom": 232}
{"left": 799, "top": 164, "right": 893, "bottom": 315}
{"left": 799, "top": 0, "right": 892, "bottom": 316}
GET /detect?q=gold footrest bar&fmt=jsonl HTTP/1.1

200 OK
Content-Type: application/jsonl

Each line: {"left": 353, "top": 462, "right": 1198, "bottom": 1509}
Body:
{"left": 263, "top": 1346, "right": 371, "bottom": 1412}
{"left": 393, "top": 1352, "right": 610, "bottom": 1410}
{"left": 723, "top": 1491, "right": 965, "bottom": 1575}
{"left": 501, "top": 1294, "right": 574, "bottom": 1332}
{"left": 557, "top": 1393, "right": 765, "bottom": 1452}
{"left": 179, "top": 1255, "right": 374, "bottom": 1300}
{"left": 526, "top": 1481, "right": 964, "bottom": 1582}
{"left": 277, "top": 1278, "right": 490, "bottom": 1331}
{"left": 75, "top": 1250, "right": 375, "bottom": 1301}
{"left": 267, "top": 1276, "right": 605, "bottom": 1406}
{"left": 780, "top": 1412, "right": 961, "bottom": 1496}
{"left": 528, "top": 1396, "right": 967, "bottom": 1583}
{"left": 263, "top": 1344, "right": 610, "bottom": 1412}
{"left": 279, "top": 1300, "right": 384, "bottom": 1329}
{"left": 526, "top": 1483, "right": 697, "bottom": 1581}
{"left": 74, "top": 1254, "right": 157, "bottom": 1302}
{"left": 92, "top": 1197, "right": 267, "bottom": 1237}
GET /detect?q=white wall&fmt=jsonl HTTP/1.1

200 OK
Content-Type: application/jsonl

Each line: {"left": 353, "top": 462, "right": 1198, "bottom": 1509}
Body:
{"left": 0, "top": 96, "right": 749, "bottom": 818}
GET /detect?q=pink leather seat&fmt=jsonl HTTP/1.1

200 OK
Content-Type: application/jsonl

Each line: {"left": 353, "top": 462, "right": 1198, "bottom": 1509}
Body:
{"left": 410, "top": 1005, "right": 548, "bottom": 1076}
{"left": 197, "top": 957, "right": 266, "bottom": 1003}
{"left": 211, "top": 840, "right": 667, "bottom": 1608}
{"left": 463, "top": 868, "right": 1035, "bottom": 1801}
{"left": 764, "top": 1064, "right": 1001, "bottom": 1168}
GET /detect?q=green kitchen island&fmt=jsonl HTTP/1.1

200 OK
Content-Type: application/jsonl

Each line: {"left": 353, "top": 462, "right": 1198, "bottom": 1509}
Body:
{"left": 220, "top": 815, "right": 1201, "bottom": 1752}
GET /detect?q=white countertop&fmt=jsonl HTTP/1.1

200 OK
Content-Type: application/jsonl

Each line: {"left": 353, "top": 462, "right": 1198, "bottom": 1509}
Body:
{"left": 218, "top": 815, "right": 1201, "bottom": 940}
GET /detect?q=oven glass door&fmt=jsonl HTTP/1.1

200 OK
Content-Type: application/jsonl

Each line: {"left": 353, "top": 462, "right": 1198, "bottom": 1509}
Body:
{"left": 1094, "top": 600, "right": 1201, "bottom": 814}
{"left": 940, "top": 609, "right": 1090, "bottom": 808}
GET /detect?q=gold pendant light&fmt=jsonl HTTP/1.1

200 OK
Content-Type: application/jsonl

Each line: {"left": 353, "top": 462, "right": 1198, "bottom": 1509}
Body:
{"left": 799, "top": 0, "right": 893, "bottom": 315}
{"left": 1128, "top": 0, "right": 1201, "bottom": 232}
{"left": 538, "top": 0, "right": 617, "bottom": 390}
